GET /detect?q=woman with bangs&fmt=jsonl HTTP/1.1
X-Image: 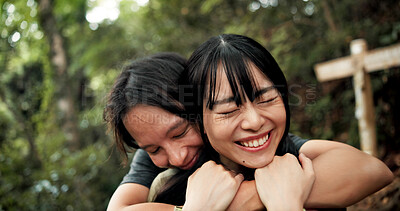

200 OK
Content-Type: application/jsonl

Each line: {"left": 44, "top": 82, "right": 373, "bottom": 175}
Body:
{"left": 147, "top": 34, "right": 393, "bottom": 210}
{"left": 106, "top": 38, "right": 393, "bottom": 211}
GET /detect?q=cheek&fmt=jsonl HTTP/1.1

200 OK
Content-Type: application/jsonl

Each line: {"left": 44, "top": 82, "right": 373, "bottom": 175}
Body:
{"left": 279, "top": 108, "right": 287, "bottom": 126}
{"left": 203, "top": 120, "right": 220, "bottom": 143}
{"left": 150, "top": 155, "right": 167, "bottom": 168}
{"left": 185, "top": 129, "right": 204, "bottom": 147}
{"left": 203, "top": 112, "right": 233, "bottom": 151}
{"left": 189, "top": 135, "right": 204, "bottom": 147}
{"left": 205, "top": 125, "right": 230, "bottom": 152}
{"left": 269, "top": 102, "right": 286, "bottom": 127}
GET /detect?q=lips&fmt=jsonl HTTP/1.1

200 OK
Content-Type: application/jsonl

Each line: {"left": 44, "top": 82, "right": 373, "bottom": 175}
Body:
{"left": 238, "top": 132, "right": 269, "bottom": 148}
{"left": 235, "top": 131, "right": 271, "bottom": 151}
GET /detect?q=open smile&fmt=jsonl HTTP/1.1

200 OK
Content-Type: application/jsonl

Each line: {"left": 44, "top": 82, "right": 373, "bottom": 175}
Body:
{"left": 235, "top": 131, "right": 271, "bottom": 151}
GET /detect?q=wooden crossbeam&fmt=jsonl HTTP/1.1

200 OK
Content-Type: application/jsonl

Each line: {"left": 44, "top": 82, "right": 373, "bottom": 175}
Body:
{"left": 314, "top": 40, "right": 400, "bottom": 156}
{"left": 315, "top": 43, "right": 400, "bottom": 82}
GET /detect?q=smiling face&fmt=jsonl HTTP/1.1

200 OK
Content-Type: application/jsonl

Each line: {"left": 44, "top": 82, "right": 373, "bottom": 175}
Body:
{"left": 202, "top": 63, "right": 286, "bottom": 170}
{"left": 123, "top": 105, "right": 203, "bottom": 170}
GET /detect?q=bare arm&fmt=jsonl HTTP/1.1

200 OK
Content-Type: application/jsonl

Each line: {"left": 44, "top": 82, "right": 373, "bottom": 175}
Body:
{"left": 301, "top": 140, "right": 394, "bottom": 208}
{"left": 227, "top": 180, "right": 265, "bottom": 211}
{"left": 227, "top": 140, "right": 393, "bottom": 210}
{"left": 106, "top": 183, "right": 175, "bottom": 211}
{"left": 107, "top": 161, "right": 244, "bottom": 211}
{"left": 107, "top": 141, "right": 393, "bottom": 210}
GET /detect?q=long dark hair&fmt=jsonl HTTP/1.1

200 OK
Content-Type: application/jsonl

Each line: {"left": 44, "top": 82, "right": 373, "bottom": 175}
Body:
{"left": 103, "top": 52, "right": 187, "bottom": 164}
{"left": 187, "top": 34, "right": 294, "bottom": 157}
{"left": 154, "top": 34, "right": 299, "bottom": 204}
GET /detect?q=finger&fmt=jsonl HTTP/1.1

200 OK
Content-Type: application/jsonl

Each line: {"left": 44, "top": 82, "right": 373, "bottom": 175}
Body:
{"left": 189, "top": 162, "right": 205, "bottom": 179}
{"left": 283, "top": 153, "right": 297, "bottom": 161}
{"left": 234, "top": 173, "right": 244, "bottom": 183}
{"left": 204, "top": 160, "right": 216, "bottom": 167}
{"left": 299, "top": 153, "right": 314, "bottom": 174}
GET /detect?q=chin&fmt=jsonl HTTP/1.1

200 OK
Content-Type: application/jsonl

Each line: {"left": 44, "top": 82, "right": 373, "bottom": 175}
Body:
{"left": 243, "top": 157, "right": 274, "bottom": 169}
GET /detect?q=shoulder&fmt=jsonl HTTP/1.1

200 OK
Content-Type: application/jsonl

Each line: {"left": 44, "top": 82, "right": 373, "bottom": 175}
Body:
{"left": 121, "top": 149, "right": 166, "bottom": 188}
{"left": 128, "top": 149, "right": 157, "bottom": 170}
{"left": 299, "top": 139, "right": 354, "bottom": 159}
{"left": 287, "top": 133, "right": 309, "bottom": 150}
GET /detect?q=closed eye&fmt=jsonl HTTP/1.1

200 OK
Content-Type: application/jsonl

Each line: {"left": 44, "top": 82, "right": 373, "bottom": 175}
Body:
{"left": 217, "top": 109, "right": 239, "bottom": 115}
{"left": 258, "top": 96, "right": 278, "bottom": 104}
{"left": 173, "top": 125, "right": 190, "bottom": 138}
{"left": 148, "top": 147, "right": 160, "bottom": 154}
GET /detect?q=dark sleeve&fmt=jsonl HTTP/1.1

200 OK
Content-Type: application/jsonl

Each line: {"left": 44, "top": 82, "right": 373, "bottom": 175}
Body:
{"left": 288, "top": 133, "right": 309, "bottom": 151}
{"left": 120, "top": 149, "right": 166, "bottom": 188}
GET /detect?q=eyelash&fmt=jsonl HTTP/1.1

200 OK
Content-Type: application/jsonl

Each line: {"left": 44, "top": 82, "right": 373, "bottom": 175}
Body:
{"left": 258, "top": 96, "right": 278, "bottom": 104}
{"left": 149, "top": 147, "right": 160, "bottom": 154}
{"left": 173, "top": 126, "right": 189, "bottom": 138}
{"left": 217, "top": 96, "right": 278, "bottom": 116}
{"left": 148, "top": 126, "right": 190, "bottom": 154}
{"left": 219, "top": 109, "right": 239, "bottom": 116}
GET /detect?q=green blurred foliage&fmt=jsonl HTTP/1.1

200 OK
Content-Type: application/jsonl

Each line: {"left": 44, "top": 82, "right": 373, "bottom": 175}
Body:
{"left": 0, "top": 0, "right": 399, "bottom": 210}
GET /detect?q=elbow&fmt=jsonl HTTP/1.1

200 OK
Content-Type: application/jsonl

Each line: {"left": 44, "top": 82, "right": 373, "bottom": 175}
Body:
{"left": 362, "top": 156, "right": 394, "bottom": 194}
{"left": 377, "top": 161, "right": 394, "bottom": 188}
{"left": 342, "top": 156, "right": 394, "bottom": 207}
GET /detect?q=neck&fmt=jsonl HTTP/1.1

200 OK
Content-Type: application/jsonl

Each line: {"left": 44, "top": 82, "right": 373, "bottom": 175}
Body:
{"left": 219, "top": 155, "right": 255, "bottom": 180}
{"left": 220, "top": 155, "right": 241, "bottom": 172}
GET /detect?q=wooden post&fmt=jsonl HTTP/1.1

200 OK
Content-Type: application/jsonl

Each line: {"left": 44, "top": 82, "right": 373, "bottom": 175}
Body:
{"left": 314, "top": 40, "right": 400, "bottom": 157}
{"left": 351, "top": 39, "right": 377, "bottom": 156}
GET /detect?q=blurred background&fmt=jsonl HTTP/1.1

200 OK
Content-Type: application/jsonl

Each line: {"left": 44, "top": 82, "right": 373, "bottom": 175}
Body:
{"left": 0, "top": 0, "right": 399, "bottom": 210}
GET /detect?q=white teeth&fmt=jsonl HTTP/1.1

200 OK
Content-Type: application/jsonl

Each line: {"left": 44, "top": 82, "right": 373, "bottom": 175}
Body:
{"left": 253, "top": 140, "right": 259, "bottom": 147}
{"left": 239, "top": 133, "right": 270, "bottom": 148}
{"left": 258, "top": 138, "right": 263, "bottom": 146}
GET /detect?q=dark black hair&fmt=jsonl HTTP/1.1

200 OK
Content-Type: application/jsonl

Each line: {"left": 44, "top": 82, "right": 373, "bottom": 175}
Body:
{"left": 154, "top": 34, "right": 299, "bottom": 204}
{"left": 103, "top": 52, "right": 187, "bottom": 164}
{"left": 186, "top": 34, "right": 293, "bottom": 157}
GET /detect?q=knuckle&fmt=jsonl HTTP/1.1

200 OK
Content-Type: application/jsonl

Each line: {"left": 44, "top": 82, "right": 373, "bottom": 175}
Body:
{"left": 204, "top": 160, "right": 215, "bottom": 167}
{"left": 285, "top": 153, "right": 297, "bottom": 162}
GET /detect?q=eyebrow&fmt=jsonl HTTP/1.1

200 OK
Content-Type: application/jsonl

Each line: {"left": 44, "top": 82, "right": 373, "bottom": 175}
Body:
{"left": 213, "top": 85, "right": 276, "bottom": 106}
{"left": 139, "top": 118, "right": 186, "bottom": 151}
{"left": 166, "top": 118, "right": 186, "bottom": 135}
{"left": 213, "top": 96, "right": 236, "bottom": 106}
{"left": 254, "top": 86, "right": 276, "bottom": 98}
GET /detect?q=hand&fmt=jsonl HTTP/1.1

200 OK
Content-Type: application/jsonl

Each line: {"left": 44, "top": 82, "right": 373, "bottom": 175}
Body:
{"left": 254, "top": 153, "right": 315, "bottom": 211}
{"left": 183, "top": 161, "right": 244, "bottom": 211}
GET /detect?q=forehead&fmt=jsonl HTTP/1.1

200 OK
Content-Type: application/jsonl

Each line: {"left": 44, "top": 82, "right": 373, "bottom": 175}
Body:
{"left": 213, "top": 62, "right": 274, "bottom": 98}
{"left": 123, "top": 105, "right": 183, "bottom": 136}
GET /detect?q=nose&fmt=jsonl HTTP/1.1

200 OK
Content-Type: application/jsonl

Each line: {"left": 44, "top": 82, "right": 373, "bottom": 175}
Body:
{"left": 240, "top": 103, "right": 265, "bottom": 131}
{"left": 166, "top": 144, "right": 188, "bottom": 168}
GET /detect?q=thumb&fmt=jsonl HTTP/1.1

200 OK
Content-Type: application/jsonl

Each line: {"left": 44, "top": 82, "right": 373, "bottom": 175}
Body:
{"left": 299, "top": 153, "right": 314, "bottom": 175}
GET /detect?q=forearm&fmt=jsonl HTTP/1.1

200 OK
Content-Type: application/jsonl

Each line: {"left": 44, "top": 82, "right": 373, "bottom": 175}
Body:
{"left": 305, "top": 146, "right": 393, "bottom": 208}
{"left": 107, "top": 183, "right": 175, "bottom": 211}
{"left": 227, "top": 180, "right": 265, "bottom": 211}
{"left": 109, "top": 203, "right": 176, "bottom": 211}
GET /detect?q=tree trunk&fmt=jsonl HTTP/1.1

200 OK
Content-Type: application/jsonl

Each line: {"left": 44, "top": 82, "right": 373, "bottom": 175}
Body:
{"left": 38, "top": 0, "right": 80, "bottom": 151}
{"left": 321, "top": 0, "right": 338, "bottom": 32}
{"left": 0, "top": 87, "right": 42, "bottom": 168}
